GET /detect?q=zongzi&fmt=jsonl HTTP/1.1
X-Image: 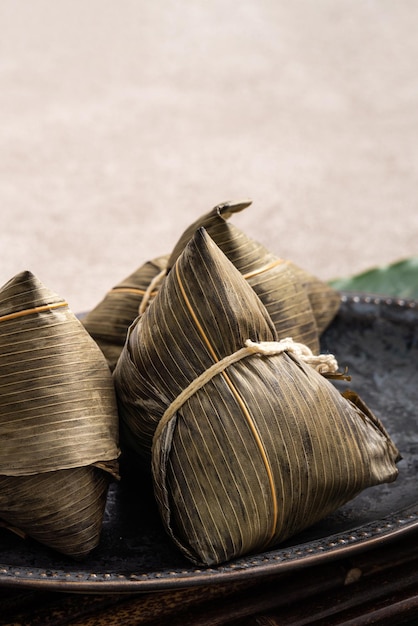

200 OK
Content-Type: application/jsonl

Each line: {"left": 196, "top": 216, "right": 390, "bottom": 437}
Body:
{"left": 0, "top": 271, "right": 120, "bottom": 558}
{"left": 114, "top": 229, "right": 399, "bottom": 566}
{"left": 82, "top": 200, "right": 340, "bottom": 369}
{"left": 82, "top": 255, "right": 168, "bottom": 370}
{"left": 166, "top": 199, "right": 341, "bottom": 346}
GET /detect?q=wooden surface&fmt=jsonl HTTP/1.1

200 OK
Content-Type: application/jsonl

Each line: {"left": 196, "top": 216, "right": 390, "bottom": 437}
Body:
{"left": 1, "top": 530, "right": 417, "bottom": 625}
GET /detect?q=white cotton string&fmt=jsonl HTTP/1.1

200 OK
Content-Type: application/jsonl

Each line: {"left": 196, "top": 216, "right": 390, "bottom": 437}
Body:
{"left": 153, "top": 337, "right": 339, "bottom": 444}
{"left": 244, "top": 338, "right": 339, "bottom": 374}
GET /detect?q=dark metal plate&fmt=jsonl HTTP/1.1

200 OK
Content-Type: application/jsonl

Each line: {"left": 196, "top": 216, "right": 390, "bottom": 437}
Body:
{"left": 0, "top": 293, "right": 417, "bottom": 592}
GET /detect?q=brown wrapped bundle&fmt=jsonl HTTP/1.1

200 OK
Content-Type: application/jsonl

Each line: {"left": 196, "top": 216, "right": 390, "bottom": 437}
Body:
{"left": 0, "top": 271, "right": 120, "bottom": 558}
{"left": 290, "top": 263, "right": 341, "bottom": 336}
{"left": 82, "top": 255, "right": 168, "bottom": 370}
{"left": 114, "top": 229, "right": 399, "bottom": 566}
{"left": 81, "top": 202, "right": 252, "bottom": 369}
{"left": 167, "top": 199, "right": 341, "bottom": 342}
{"left": 83, "top": 200, "right": 339, "bottom": 368}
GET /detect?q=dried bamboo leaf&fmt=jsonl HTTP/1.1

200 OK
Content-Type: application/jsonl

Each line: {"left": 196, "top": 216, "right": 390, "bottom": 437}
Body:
{"left": 196, "top": 217, "right": 321, "bottom": 351}
{"left": 114, "top": 229, "right": 399, "bottom": 566}
{"left": 114, "top": 228, "right": 278, "bottom": 465}
{"left": 167, "top": 198, "right": 252, "bottom": 265}
{"left": 82, "top": 255, "right": 168, "bottom": 370}
{"left": 0, "top": 271, "right": 120, "bottom": 557}
{"left": 167, "top": 199, "right": 340, "bottom": 351}
{"left": 288, "top": 262, "right": 341, "bottom": 334}
{"left": 82, "top": 200, "right": 250, "bottom": 368}
{"left": 0, "top": 467, "right": 110, "bottom": 558}
{"left": 83, "top": 200, "right": 338, "bottom": 369}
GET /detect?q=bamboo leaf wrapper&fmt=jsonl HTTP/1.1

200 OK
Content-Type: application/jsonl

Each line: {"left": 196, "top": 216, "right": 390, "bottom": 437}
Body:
{"left": 83, "top": 200, "right": 340, "bottom": 369}
{"left": 82, "top": 255, "right": 168, "bottom": 370}
{"left": 0, "top": 271, "right": 120, "bottom": 557}
{"left": 114, "top": 229, "right": 399, "bottom": 566}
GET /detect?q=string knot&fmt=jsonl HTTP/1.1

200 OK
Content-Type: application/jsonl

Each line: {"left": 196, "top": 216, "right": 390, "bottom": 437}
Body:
{"left": 139, "top": 268, "right": 167, "bottom": 315}
{"left": 244, "top": 338, "right": 339, "bottom": 375}
{"left": 153, "top": 337, "right": 340, "bottom": 446}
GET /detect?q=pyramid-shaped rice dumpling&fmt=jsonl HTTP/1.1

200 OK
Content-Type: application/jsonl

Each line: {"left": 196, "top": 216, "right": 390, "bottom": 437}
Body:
{"left": 114, "top": 229, "right": 399, "bottom": 566}
{"left": 0, "top": 271, "right": 120, "bottom": 558}
{"left": 82, "top": 200, "right": 340, "bottom": 370}
{"left": 166, "top": 199, "right": 341, "bottom": 342}
{"left": 82, "top": 255, "right": 168, "bottom": 370}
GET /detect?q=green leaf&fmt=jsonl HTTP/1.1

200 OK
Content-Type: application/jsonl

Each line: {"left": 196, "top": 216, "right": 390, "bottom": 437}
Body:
{"left": 329, "top": 257, "right": 418, "bottom": 300}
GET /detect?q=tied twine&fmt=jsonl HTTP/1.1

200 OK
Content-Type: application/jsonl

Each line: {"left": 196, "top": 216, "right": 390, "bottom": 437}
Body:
{"left": 0, "top": 302, "right": 68, "bottom": 324}
{"left": 153, "top": 338, "right": 339, "bottom": 445}
{"left": 138, "top": 268, "right": 167, "bottom": 315}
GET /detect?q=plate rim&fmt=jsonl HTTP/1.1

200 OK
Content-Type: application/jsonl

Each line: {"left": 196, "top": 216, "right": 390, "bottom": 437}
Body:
{"left": 0, "top": 292, "right": 417, "bottom": 592}
{"left": 0, "top": 502, "right": 417, "bottom": 592}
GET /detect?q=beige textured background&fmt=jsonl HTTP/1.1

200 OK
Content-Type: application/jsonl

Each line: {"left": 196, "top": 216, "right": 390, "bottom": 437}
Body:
{"left": 1, "top": 1, "right": 417, "bottom": 312}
